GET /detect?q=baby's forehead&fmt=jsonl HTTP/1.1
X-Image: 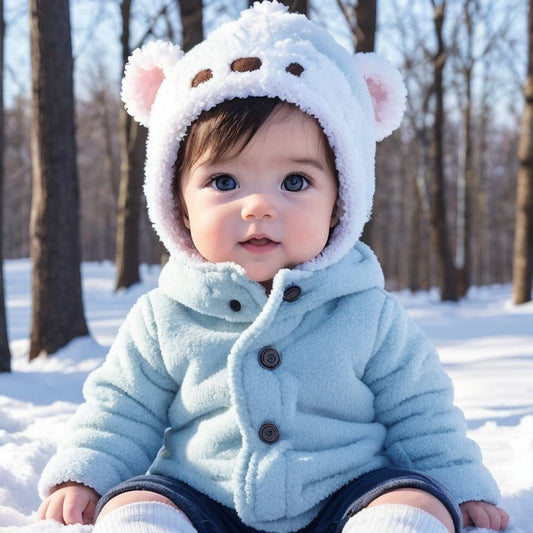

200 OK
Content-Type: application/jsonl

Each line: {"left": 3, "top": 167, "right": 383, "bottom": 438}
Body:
{"left": 260, "top": 104, "right": 332, "bottom": 148}
{"left": 191, "top": 99, "right": 330, "bottom": 161}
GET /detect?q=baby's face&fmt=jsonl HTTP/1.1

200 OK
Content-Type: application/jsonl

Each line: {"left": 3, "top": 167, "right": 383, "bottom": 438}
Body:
{"left": 180, "top": 105, "right": 338, "bottom": 288}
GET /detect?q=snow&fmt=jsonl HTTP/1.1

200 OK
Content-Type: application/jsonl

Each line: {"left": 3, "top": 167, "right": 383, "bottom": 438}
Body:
{"left": 0, "top": 260, "right": 532, "bottom": 532}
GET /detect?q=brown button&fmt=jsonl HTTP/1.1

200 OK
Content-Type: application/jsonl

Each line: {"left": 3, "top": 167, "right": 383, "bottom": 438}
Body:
{"left": 259, "top": 423, "right": 280, "bottom": 444}
{"left": 229, "top": 300, "right": 241, "bottom": 311}
{"left": 259, "top": 347, "right": 281, "bottom": 369}
{"left": 283, "top": 286, "right": 301, "bottom": 302}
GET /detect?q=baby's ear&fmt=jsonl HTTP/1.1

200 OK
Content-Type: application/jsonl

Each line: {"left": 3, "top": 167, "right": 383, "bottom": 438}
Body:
{"left": 121, "top": 41, "right": 183, "bottom": 127}
{"left": 353, "top": 52, "right": 407, "bottom": 141}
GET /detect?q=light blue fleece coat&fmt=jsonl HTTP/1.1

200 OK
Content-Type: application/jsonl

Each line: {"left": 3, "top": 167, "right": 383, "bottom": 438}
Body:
{"left": 39, "top": 243, "right": 500, "bottom": 532}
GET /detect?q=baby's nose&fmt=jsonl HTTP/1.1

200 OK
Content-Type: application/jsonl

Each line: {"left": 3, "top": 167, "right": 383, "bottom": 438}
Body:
{"left": 241, "top": 193, "right": 277, "bottom": 220}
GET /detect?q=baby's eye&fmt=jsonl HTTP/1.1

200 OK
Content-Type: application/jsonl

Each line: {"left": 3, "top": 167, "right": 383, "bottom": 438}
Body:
{"left": 211, "top": 175, "right": 238, "bottom": 191}
{"left": 282, "top": 174, "right": 309, "bottom": 192}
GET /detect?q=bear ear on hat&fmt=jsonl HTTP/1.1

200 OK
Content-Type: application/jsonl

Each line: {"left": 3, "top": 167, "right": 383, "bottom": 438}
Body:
{"left": 353, "top": 52, "right": 407, "bottom": 142}
{"left": 121, "top": 41, "right": 183, "bottom": 127}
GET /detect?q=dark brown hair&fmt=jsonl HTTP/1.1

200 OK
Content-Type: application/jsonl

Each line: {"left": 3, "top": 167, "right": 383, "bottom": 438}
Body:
{"left": 172, "top": 96, "right": 337, "bottom": 215}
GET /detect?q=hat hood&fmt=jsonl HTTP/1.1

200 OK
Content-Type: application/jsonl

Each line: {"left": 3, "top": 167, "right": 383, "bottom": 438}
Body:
{"left": 121, "top": 1, "right": 406, "bottom": 270}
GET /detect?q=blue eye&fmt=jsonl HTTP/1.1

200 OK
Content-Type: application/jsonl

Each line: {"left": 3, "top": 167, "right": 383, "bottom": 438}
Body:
{"left": 282, "top": 174, "right": 309, "bottom": 192}
{"left": 211, "top": 175, "right": 237, "bottom": 191}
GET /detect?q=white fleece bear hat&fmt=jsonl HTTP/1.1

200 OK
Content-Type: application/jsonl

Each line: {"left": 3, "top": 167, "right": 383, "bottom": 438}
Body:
{"left": 121, "top": 1, "right": 406, "bottom": 270}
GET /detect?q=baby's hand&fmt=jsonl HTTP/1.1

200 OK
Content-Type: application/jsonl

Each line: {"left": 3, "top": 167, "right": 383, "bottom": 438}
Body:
{"left": 38, "top": 482, "right": 100, "bottom": 525}
{"left": 460, "top": 500, "right": 509, "bottom": 531}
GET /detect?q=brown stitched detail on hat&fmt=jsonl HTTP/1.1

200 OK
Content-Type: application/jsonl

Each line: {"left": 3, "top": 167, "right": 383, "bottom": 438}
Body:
{"left": 286, "top": 62, "right": 305, "bottom": 77}
{"left": 191, "top": 69, "right": 213, "bottom": 87}
{"left": 231, "top": 57, "right": 262, "bottom": 73}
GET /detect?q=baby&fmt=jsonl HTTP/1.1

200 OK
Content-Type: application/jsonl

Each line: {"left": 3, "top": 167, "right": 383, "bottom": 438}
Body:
{"left": 38, "top": 2, "right": 508, "bottom": 532}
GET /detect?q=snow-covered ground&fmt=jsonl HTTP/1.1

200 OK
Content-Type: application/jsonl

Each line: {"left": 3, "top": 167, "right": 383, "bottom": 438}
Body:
{"left": 0, "top": 259, "right": 532, "bottom": 532}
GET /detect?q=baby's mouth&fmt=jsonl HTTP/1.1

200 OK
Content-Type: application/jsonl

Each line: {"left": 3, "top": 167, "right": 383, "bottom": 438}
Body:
{"left": 245, "top": 237, "right": 275, "bottom": 246}
{"left": 240, "top": 237, "right": 279, "bottom": 253}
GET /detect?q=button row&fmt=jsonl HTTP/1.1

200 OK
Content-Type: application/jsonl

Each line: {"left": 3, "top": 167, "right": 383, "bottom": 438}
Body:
{"left": 255, "top": 287, "right": 300, "bottom": 447}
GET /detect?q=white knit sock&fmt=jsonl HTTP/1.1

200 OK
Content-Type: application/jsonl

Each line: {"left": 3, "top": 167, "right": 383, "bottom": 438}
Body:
{"left": 342, "top": 504, "right": 449, "bottom": 533}
{"left": 92, "top": 501, "right": 199, "bottom": 533}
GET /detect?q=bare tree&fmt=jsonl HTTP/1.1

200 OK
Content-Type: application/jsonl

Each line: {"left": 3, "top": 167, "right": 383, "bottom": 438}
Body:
{"left": 114, "top": 0, "right": 144, "bottom": 290}
{"left": 179, "top": 0, "right": 203, "bottom": 51}
{"left": 29, "top": 0, "right": 88, "bottom": 360}
{"left": 452, "top": 0, "right": 475, "bottom": 297}
{"left": 448, "top": 0, "right": 518, "bottom": 296}
{"left": 513, "top": 0, "right": 533, "bottom": 304}
{"left": 336, "top": 0, "right": 376, "bottom": 52}
{"left": 78, "top": 65, "right": 120, "bottom": 262}
{"left": 0, "top": 0, "right": 10, "bottom": 372}
{"left": 337, "top": 0, "right": 377, "bottom": 247}
{"left": 428, "top": 0, "right": 458, "bottom": 301}
{"left": 381, "top": 0, "right": 435, "bottom": 292}
{"left": 3, "top": 97, "right": 31, "bottom": 259}
{"left": 115, "top": 0, "right": 188, "bottom": 288}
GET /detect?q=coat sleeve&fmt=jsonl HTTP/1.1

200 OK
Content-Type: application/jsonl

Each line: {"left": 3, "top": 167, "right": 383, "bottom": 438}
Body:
{"left": 38, "top": 294, "right": 179, "bottom": 499}
{"left": 362, "top": 293, "right": 501, "bottom": 506}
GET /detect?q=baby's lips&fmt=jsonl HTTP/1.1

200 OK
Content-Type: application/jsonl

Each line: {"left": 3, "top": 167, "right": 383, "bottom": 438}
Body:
{"left": 246, "top": 237, "right": 274, "bottom": 246}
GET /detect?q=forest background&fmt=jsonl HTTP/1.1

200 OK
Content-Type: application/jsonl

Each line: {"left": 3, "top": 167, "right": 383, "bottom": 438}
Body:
{"left": 0, "top": 0, "right": 531, "bottom": 368}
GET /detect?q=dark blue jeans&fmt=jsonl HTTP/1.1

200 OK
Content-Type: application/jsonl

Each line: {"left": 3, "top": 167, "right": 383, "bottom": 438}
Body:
{"left": 95, "top": 467, "right": 461, "bottom": 532}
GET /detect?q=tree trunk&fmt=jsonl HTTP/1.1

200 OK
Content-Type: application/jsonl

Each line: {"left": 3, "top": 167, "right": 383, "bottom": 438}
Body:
{"left": 512, "top": 0, "right": 533, "bottom": 304}
{"left": 456, "top": 67, "right": 473, "bottom": 297}
{"left": 336, "top": 0, "right": 377, "bottom": 246}
{"left": 115, "top": 107, "right": 145, "bottom": 289}
{"left": 178, "top": 0, "right": 203, "bottom": 52}
{"left": 409, "top": 160, "right": 426, "bottom": 292}
{"left": 353, "top": 0, "right": 377, "bottom": 247}
{"left": 456, "top": 1, "right": 475, "bottom": 297}
{"left": 29, "top": 0, "right": 88, "bottom": 360}
{"left": 286, "top": 0, "right": 308, "bottom": 13}
{"left": 115, "top": 0, "right": 144, "bottom": 290}
{"left": 475, "top": 70, "right": 490, "bottom": 285}
{"left": 250, "top": 0, "right": 308, "bottom": 14}
{"left": 0, "top": 0, "right": 10, "bottom": 372}
{"left": 428, "top": 1, "right": 458, "bottom": 301}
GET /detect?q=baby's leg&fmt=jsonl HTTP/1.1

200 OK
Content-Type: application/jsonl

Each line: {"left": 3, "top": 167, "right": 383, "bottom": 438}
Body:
{"left": 367, "top": 488, "right": 454, "bottom": 531}
{"left": 343, "top": 488, "right": 454, "bottom": 533}
{"left": 96, "top": 489, "right": 190, "bottom": 521}
{"left": 308, "top": 467, "right": 460, "bottom": 532}
{"left": 94, "top": 491, "right": 197, "bottom": 533}
{"left": 92, "top": 475, "right": 250, "bottom": 532}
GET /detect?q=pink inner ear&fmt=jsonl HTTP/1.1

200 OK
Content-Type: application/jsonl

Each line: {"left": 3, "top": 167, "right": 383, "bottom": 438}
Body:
{"left": 366, "top": 78, "right": 388, "bottom": 123}
{"left": 135, "top": 67, "right": 165, "bottom": 115}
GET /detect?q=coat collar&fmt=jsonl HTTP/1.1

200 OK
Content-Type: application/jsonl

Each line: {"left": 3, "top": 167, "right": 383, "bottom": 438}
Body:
{"left": 158, "top": 242, "right": 384, "bottom": 322}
